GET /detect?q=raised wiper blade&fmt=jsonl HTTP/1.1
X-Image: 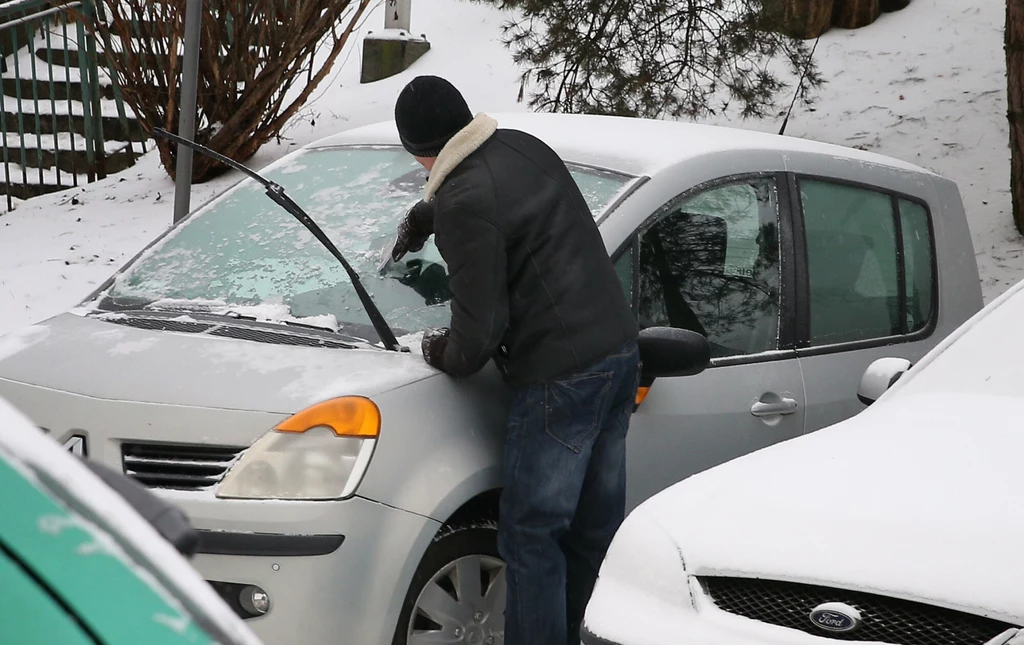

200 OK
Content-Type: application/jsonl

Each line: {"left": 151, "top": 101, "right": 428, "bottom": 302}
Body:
{"left": 152, "top": 128, "right": 407, "bottom": 353}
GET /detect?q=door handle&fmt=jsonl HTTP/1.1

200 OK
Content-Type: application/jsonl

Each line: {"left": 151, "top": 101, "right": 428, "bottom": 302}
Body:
{"left": 750, "top": 397, "right": 799, "bottom": 417}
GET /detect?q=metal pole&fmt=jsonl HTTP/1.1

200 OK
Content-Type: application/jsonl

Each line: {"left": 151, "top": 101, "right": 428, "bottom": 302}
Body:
{"left": 384, "top": 0, "right": 410, "bottom": 31}
{"left": 172, "top": 0, "right": 201, "bottom": 224}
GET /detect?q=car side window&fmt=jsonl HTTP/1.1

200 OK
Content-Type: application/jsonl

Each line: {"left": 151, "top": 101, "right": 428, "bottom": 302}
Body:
{"left": 636, "top": 177, "right": 782, "bottom": 358}
{"left": 799, "top": 179, "right": 935, "bottom": 346}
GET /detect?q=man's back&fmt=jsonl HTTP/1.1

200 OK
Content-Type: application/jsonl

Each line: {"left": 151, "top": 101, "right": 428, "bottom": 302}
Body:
{"left": 432, "top": 128, "right": 638, "bottom": 386}
{"left": 393, "top": 76, "right": 642, "bottom": 645}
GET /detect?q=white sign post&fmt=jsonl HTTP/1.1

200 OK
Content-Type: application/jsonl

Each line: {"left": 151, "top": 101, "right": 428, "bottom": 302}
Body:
{"left": 361, "top": 0, "right": 427, "bottom": 83}
{"left": 385, "top": 0, "right": 411, "bottom": 31}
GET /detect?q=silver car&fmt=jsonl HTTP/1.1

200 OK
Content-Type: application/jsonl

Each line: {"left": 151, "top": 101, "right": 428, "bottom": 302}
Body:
{"left": 0, "top": 113, "right": 982, "bottom": 645}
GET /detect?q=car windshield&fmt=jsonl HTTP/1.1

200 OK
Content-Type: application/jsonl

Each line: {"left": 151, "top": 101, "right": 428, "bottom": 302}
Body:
{"left": 98, "top": 146, "right": 634, "bottom": 340}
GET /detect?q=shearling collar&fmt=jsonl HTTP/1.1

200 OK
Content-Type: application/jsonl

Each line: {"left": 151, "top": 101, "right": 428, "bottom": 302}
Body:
{"left": 424, "top": 113, "right": 498, "bottom": 200}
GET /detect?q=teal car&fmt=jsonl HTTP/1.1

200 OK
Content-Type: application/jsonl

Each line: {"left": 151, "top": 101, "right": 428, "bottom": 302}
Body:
{"left": 0, "top": 397, "right": 262, "bottom": 645}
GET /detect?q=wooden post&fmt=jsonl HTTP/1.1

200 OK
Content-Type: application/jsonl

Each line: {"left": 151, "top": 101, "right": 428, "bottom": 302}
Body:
{"left": 385, "top": 0, "right": 410, "bottom": 31}
{"left": 880, "top": 0, "right": 910, "bottom": 11}
{"left": 833, "top": 0, "right": 880, "bottom": 28}
{"left": 765, "top": 0, "right": 835, "bottom": 39}
{"left": 1007, "top": 0, "right": 1024, "bottom": 235}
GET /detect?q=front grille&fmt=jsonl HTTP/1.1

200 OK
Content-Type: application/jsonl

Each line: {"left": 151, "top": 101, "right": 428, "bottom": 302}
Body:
{"left": 702, "top": 577, "right": 1016, "bottom": 645}
{"left": 122, "top": 442, "right": 245, "bottom": 490}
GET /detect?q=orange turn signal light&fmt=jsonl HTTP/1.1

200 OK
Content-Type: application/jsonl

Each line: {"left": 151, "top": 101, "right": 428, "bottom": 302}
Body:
{"left": 635, "top": 386, "right": 651, "bottom": 406}
{"left": 275, "top": 396, "right": 381, "bottom": 437}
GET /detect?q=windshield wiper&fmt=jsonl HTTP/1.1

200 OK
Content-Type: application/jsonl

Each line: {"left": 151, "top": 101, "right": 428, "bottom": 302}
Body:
{"left": 152, "top": 128, "right": 407, "bottom": 353}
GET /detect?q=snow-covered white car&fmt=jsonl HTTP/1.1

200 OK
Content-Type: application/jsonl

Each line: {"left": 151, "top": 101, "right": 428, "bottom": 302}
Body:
{"left": 0, "top": 112, "right": 983, "bottom": 645}
{"left": 582, "top": 278, "right": 1024, "bottom": 645}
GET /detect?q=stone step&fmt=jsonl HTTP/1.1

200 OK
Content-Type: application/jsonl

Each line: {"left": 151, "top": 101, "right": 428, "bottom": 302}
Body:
{"left": 1, "top": 76, "right": 115, "bottom": 102}
{"left": 36, "top": 46, "right": 111, "bottom": 70}
{"left": 0, "top": 109, "right": 145, "bottom": 142}
{"left": 2, "top": 142, "right": 137, "bottom": 175}
{"left": 1, "top": 180, "right": 69, "bottom": 201}
{"left": 38, "top": 44, "right": 266, "bottom": 71}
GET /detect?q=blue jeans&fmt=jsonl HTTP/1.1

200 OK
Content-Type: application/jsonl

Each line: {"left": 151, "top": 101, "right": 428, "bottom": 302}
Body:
{"left": 499, "top": 341, "right": 641, "bottom": 645}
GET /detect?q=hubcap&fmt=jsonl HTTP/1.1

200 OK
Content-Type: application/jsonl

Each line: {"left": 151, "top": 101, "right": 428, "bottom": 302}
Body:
{"left": 408, "top": 554, "right": 506, "bottom": 645}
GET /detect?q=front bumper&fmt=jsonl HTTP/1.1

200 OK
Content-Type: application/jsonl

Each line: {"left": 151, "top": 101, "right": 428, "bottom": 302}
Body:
{"left": 165, "top": 490, "right": 441, "bottom": 645}
{"left": 582, "top": 576, "right": 842, "bottom": 645}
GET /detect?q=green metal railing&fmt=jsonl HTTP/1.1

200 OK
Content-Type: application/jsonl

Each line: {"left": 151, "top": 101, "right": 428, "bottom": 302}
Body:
{"left": 0, "top": 0, "right": 145, "bottom": 212}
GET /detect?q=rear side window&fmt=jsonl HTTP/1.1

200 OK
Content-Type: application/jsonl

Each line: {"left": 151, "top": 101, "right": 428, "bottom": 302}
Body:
{"left": 899, "top": 199, "right": 934, "bottom": 334}
{"left": 799, "top": 179, "right": 935, "bottom": 347}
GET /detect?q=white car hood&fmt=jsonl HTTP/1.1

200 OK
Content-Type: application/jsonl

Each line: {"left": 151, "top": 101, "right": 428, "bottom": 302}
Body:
{"left": 0, "top": 312, "right": 437, "bottom": 413}
{"left": 640, "top": 392, "right": 1024, "bottom": 623}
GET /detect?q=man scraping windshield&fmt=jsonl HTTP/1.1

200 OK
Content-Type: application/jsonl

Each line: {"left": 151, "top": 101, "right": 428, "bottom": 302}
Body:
{"left": 389, "top": 75, "right": 640, "bottom": 645}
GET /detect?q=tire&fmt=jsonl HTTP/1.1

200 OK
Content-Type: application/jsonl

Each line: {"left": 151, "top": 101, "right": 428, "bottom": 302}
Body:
{"left": 392, "top": 521, "right": 506, "bottom": 645}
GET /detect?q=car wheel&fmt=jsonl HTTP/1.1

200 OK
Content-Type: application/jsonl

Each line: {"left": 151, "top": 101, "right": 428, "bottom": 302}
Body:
{"left": 392, "top": 521, "right": 506, "bottom": 645}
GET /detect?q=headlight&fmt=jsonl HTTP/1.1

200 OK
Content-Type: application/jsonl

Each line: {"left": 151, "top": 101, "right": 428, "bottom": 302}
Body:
{"left": 595, "top": 506, "right": 692, "bottom": 607}
{"left": 217, "top": 396, "right": 380, "bottom": 500}
{"left": 583, "top": 507, "right": 694, "bottom": 645}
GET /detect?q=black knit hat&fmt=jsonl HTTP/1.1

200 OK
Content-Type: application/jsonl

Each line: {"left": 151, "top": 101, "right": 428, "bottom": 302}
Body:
{"left": 395, "top": 76, "right": 473, "bottom": 158}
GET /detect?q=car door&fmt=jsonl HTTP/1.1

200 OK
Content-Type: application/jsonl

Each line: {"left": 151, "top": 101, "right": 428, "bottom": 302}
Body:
{"left": 790, "top": 176, "right": 940, "bottom": 431}
{"left": 616, "top": 173, "right": 807, "bottom": 510}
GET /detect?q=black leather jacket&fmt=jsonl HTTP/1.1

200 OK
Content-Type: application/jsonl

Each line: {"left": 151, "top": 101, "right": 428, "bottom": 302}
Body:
{"left": 430, "top": 129, "right": 638, "bottom": 387}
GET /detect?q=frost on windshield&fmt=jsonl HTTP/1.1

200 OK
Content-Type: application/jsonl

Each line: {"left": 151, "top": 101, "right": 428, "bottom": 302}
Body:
{"left": 105, "top": 147, "right": 632, "bottom": 337}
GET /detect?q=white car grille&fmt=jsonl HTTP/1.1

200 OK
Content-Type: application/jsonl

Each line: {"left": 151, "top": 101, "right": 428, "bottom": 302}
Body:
{"left": 702, "top": 576, "right": 1016, "bottom": 645}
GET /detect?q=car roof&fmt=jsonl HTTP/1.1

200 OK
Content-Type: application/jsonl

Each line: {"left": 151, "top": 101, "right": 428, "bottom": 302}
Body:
{"left": 309, "top": 112, "right": 935, "bottom": 178}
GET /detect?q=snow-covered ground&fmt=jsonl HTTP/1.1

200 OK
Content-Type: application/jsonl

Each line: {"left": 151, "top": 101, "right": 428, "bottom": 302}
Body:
{"left": 0, "top": 0, "right": 1018, "bottom": 336}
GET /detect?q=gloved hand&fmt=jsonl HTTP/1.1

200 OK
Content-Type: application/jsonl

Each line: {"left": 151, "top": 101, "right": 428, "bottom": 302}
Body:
{"left": 421, "top": 327, "right": 450, "bottom": 369}
{"left": 391, "top": 200, "right": 435, "bottom": 262}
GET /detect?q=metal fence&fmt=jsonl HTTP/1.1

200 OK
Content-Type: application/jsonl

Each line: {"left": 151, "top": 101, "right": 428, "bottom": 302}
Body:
{"left": 0, "top": 0, "right": 145, "bottom": 212}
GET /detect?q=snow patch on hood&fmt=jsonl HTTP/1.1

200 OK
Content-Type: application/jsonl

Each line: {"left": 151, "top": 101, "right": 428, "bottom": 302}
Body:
{"left": 398, "top": 330, "right": 426, "bottom": 350}
{"left": 110, "top": 337, "right": 159, "bottom": 356}
{"left": 138, "top": 298, "right": 344, "bottom": 334}
{"left": 207, "top": 302, "right": 341, "bottom": 333}
{"left": 0, "top": 324, "right": 50, "bottom": 362}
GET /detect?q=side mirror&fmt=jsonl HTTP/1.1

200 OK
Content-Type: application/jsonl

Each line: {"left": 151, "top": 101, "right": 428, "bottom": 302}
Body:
{"left": 637, "top": 327, "right": 711, "bottom": 379}
{"left": 81, "top": 460, "right": 200, "bottom": 558}
{"left": 858, "top": 357, "right": 912, "bottom": 406}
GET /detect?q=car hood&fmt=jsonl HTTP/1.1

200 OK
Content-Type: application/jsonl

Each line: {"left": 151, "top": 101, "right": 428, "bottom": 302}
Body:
{"left": 0, "top": 312, "right": 437, "bottom": 413}
{"left": 639, "top": 392, "right": 1024, "bottom": 623}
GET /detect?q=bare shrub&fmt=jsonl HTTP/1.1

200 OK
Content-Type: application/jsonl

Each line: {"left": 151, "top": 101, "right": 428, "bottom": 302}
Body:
{"left": 79, "top": 0, "right": 372, "bottom": 182}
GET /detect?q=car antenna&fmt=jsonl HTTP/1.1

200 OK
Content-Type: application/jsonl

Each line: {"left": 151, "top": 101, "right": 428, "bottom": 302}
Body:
{"left": 152, "top": 128, "right": 408, "bottom": 353}
{"left": 779, "top": 34, "right": 821, "bottom": 136}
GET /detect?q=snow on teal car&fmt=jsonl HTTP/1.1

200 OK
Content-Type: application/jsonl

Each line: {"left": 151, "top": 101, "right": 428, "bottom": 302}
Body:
{"left": 0, "top": 396, "right": 262, "bottom": 645}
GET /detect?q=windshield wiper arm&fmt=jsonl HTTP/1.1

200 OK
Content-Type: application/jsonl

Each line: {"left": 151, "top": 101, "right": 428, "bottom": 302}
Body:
{"left": 152, "top": 128, "right": 407, "bottom": 353}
